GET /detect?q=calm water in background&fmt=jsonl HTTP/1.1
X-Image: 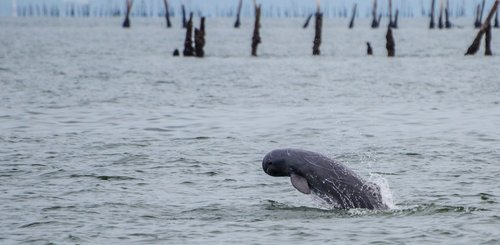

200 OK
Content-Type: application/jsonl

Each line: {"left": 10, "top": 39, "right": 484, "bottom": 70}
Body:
{"left": 1, "top": 17, "right": 499, "bottom": 244}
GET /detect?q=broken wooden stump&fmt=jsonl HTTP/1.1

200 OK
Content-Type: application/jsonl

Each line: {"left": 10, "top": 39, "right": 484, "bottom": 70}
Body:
{"left": 163, "top": 0, "right": 172, "bottom": 28}
{"left": 388, "top": 0, "right": 393, "bottom": 28}
{"left": 477, "top": 0, "right": 486, "bottom": 28}
{"left": 371, "top": 0, "right": 380, "bottom": 28}
{"left": 367, "top": 42, "right": 373, "bottom": 55}
{"left": 195, "top": 17, "right": 206, "bottom": 58}
{"left": 465, "top": 0, "right": 499, "bottom": 55}
{"left": 312, "top": 12, "right": 323, "bottom": 55}
{"left": 430, "top": 0, "right": 436, "bottom": 29}
{"left": 445, "top": 0, "right": 452, "bottom": 28}
{"left": 438, "top": 1, "right": 444, "bottom": 29}
{"left": 122, "top": 0, "right": 133, "bottom": 28}
{"left": 251, "top": 2, "right": 262, "bottom": 56}
{"left": 348, "top": 4, "right": 357, "bottom": 29}
{"left": 475, "top": 4, "right": 482, "bottom": 28}
{"left": 183, "top": 12, "right": 194, "bottom": 56}
{"left": 303, "top": 14, "right": 313, "bottom": 29}
{"left": 182, "top": 5, "right": 187, "bottom": 28}
{"left": 495, "top": 8, "right": 499, "bottom": 28}
{"left": 386, "top": 27, "right": 395, "bottom": 57}
{"left": 445, "top": 8, "right": 452, "bottom": 28}
{"left": 173, "top": 49, "right": 180, "bottom": 56}
{"left": 234, "top": 0, "right": 243, "bottom": 28}
{"left": 485, "top": 24, "right": 492, "bottom": 56}
{"left": 312, "top": 0, "right": 322, "bottom": 55}
{"left": 393, "top": 9, "right": 399, "bottom": 28}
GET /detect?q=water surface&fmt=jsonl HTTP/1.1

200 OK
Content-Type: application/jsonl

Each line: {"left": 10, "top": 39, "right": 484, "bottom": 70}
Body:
{"left": 1, "top": 17, "right": 499, "bottom": 244}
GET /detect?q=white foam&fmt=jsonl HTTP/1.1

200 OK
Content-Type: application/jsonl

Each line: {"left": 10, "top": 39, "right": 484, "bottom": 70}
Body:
{"left": 369, "top": 174, "right": 396, "bottom": 209}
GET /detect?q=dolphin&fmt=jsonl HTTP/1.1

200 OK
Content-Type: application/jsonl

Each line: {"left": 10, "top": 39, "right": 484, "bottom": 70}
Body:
{"left": 262, "top": 148, "right": 388, "bottom": 210}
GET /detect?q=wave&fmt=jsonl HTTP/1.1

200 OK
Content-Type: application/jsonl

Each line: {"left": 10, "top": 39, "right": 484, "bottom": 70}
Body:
{"left": 262, "top": 200, "right": 488, "bottom": 217}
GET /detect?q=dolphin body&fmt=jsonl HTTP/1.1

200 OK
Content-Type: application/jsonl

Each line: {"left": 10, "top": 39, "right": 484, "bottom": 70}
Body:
{"left": 262, "top": 149, "right": 388, "bottom": 210}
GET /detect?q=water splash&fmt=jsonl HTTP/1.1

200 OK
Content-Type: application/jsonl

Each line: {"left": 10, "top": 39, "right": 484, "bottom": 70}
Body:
{"left": 369, "top": 174, "right": 396, "bottom": 209}
{"left": 309, "top": 192, "right": 340, "bottom": 210}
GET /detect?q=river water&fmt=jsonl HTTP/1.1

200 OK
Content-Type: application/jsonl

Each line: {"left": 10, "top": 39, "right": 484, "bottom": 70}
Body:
{"left": 1, "top": 17, "right": 499, "bottom": 244}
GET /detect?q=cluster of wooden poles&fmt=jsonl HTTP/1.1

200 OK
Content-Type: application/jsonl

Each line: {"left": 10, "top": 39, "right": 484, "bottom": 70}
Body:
{"left": 120, "top": 0, "right": 499, "bottom": 58}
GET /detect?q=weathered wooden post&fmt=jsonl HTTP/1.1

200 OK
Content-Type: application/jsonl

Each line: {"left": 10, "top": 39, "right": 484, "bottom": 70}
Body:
{"left": 349, "top": 4, "right": 357, "bottom": 29}
{"left": 122, "top": 0, "right": 133, "bottom": 28}
{"left": 234, "top": 0, "right": 243, "bottom": 28}
{"left": 386, "top": 27, "right": 395, "bottom": 57}
{"left": 163, "top": 0, "right": 172, "bottom": 28}
{"left": 430, "top": 0, "right": 436, "bottom": 29}
{"left": 393, "top": 9, "right": 399, "bottom": 28}
{"left": 388, "top": 0, "right": 393, "bottom": 27}
{"left": 303, "top": 13, "right": 313, "bottom": 28}
{"left": 371, "top": 0, "right": 379, "bottom": 28}
{"left": 182, "top": 5, "right": 187, "bottom": 28}
{"left": 444, "top": 0, "right": 451, "bottom": 29}
{"left": 465, "top": 0, "right": 499, "bottom": 55}
{"left": 312, "top": 0, "right": 322, "bottom": 56}
{"left": 195, "top": 17, "right": 206, "bottom": 57}
{"left": 485, "top": 24, "right": 492, "bottom": 56}
{"left": 478, "top": 0, "right": 486, "bottom": 28}
{"left": 367, "top": 42, "right": 373, "bottom": 55}
{"left": 420, "top": 0, "right": 426, "bottom": 16}
{"left": 251, "top": 0, "right": 261, "bottom": 56}
{"left": 183, "top": 12, "right": 194, "bottom": 56}
{"left": 445, "top": 0, "right": 452, "bottom": 28}
{"left": 444, "top": 8, "right": 451, "bottom": 28}
{"left": 475, "top": 4, "right": 481, "bottom": 28}
{"left": 438, "top": 0, "right": 444, "bottom": 29}
{"left": 495, "top": 8, "right": 499, "bottom": 28}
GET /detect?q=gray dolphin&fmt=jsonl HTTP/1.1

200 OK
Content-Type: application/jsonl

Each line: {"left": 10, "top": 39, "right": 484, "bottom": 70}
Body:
{"left": 262, "top": 148, "right": 388, "bottom": 210}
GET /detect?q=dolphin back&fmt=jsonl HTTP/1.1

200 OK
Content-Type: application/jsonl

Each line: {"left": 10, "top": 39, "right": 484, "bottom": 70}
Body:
{"left": 286, "top": 149, "right": 387, "bottom": 210}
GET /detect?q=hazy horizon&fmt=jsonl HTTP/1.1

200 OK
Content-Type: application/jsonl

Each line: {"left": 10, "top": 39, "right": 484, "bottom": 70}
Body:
{"left": 0, "top": 0, "right": 492, "bottom": 18}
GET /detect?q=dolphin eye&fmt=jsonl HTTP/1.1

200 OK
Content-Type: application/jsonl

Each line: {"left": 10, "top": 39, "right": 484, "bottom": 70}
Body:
{"left": 267, "top": 161, "right": 273, "bottom": 165}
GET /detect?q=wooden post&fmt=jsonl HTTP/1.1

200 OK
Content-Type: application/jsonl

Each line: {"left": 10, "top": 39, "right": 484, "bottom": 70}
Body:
{"left": 303, "top": 13, "right": 313, "bottom": 28}
{"left": 234, "top": 0, "right": 243, "bottom": 28}
{"left": 465, "top": 0, "right": 499, "bottom": 55}
{"left": 195, "top": 17, "right": 206, "bottom": 57}
{"left": 388, "top": 0, "right": 393, "bottom": 27}
{"left": 475, "top": 4, "right": 481, "bottom": 28}
{"left": 349, "top": 4, "right": 357, "bottom": 29}
{"left": 438, "top": 0, "right": 443, "bottom": 29}
{"left": 393, "top": 9, "right": 399, "bottom": 28}
{"left": 430, "top": 0, "right": 435, "bottom": 29}
{"left": 420, "top": 0, "right": 424, "bottom": 16}
{"left": 371, "top": 0, "right": 379, "bottom": 28}
{"left": 251, "top": 1, "right": 261, "bottom": 56}
{"left": 495, "top": 8, "right": 499, "bottom": 28}
{"left": 485, "top": 24, "right": 492, "bottom": 56}
{"left": 183, "top": 12, "right": 194, "bottom": 56}
{"left": 173, "top": 49, "right": 180, "bottom": 56}
{"left": 122, "top": 0, "right": 132, "bottom": 28}
{"left": 444, "top": 0, "right": 452, "bottom": 28}
{"left": 182, "top": 5, "right": 186, "bottom": 28}
{"left": 445, "top": 7, "right": 452, "bottom": 28}
{"left": 386, "top": 27, "right": 395, "bottom": 57}
{"left": 479, "top": 0, "right": 486, "bottom": 27}
{"left": 312, "top": 1, "right": 322, "bottom": 56}
{"left": 163, "top": 0, "right": 172, "bottom": 28}
{"left": 367, "top": 42, "right": 373, "bottom": 55}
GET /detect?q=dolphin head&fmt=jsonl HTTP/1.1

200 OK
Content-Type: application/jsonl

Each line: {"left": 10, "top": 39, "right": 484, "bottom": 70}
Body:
{"left": 262, "top": 149, "right": 291, "bottom": 177}
{"left": 262, "top": 149, "right": 312, "bottom": 194}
